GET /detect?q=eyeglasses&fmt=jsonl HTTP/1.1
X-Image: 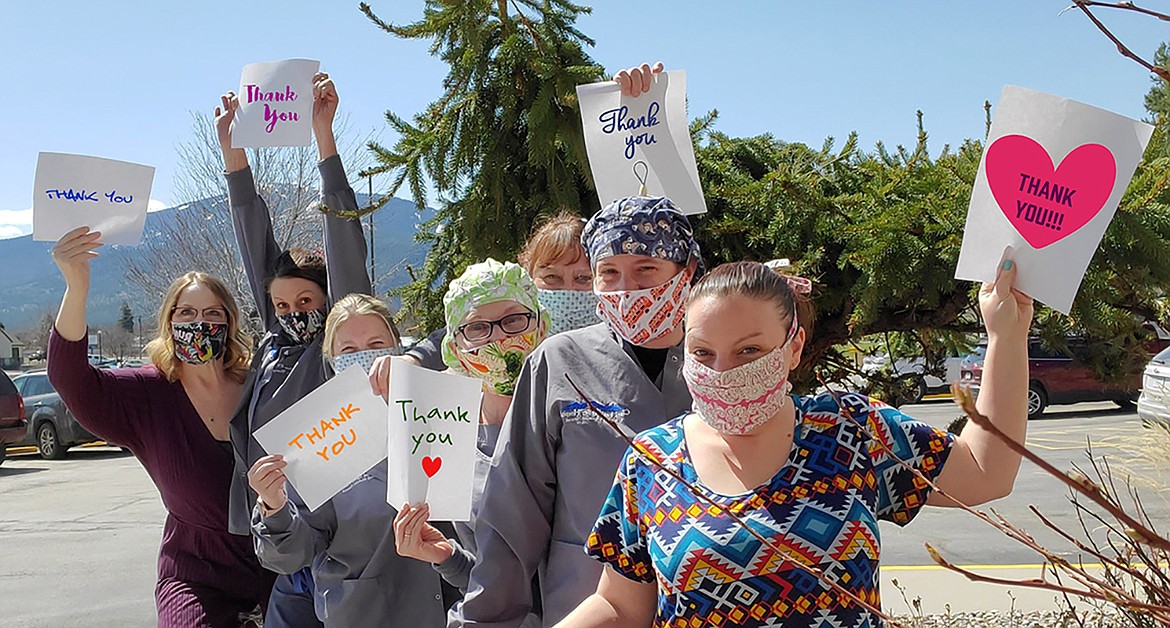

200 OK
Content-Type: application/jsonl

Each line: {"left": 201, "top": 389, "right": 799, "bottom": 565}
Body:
{"left": 457, "top": 312, "right": 536, "bottom": 343}
{"left": 172, "top": 306, "right": 228, "bottom": 323}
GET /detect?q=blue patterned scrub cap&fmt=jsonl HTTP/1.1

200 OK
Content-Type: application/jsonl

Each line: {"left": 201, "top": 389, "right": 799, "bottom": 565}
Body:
{"left": 581, "top": 196, "right": 703, "bottom": 276}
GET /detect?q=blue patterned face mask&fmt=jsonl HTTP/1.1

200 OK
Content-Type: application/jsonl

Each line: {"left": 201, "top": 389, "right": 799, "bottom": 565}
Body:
{"left": 537, "top": 289, "right": 600, "bottom": 336}
{"left": 331, "top": 346, "right": 401, "bottom": 374}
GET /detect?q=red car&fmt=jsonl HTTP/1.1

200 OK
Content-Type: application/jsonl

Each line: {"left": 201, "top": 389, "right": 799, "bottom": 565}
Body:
{"left": 0, "top": 370, "right": 28, "bottom": 466}
{"left": 961, "top": 336, "right": 1170, "bottom": 419}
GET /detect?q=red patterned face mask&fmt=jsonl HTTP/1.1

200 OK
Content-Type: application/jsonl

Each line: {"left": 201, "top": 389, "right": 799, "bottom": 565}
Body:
{"left": 595, "top": 268, "right": 692, "bottom": 346}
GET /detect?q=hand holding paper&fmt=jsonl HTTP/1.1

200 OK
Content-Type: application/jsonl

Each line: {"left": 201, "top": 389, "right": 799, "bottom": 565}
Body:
{"left": 231, "top": 59, "right": 320, "bottom": 148}
{"left": 253, "top": 365, "right": 390, "bottom": 512}
{"left": 576, "top": 68, "right": 706, "bottom": 215}
{"left": 955, "top": 85, "right": 1154, "bottom": 314}
{"left": 33, "top": 152, "right": 155, "bottom": 246}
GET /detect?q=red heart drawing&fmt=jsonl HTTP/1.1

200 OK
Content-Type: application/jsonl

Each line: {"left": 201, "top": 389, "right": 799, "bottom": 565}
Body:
{"left": 985, "top": 134, "right": 1116, "bottom": 250}
{"left": 421, "top": 456, "right": 442, "bottom": 478}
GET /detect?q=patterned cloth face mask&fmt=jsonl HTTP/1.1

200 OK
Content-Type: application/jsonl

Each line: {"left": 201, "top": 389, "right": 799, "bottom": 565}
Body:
{"left": 455, "top": 330, "right": 542, "bottom": 396}
{"left": 596, "top": 267, "right": 692, "bottom": 346}
{"left": 171, "top": 321, "right": 229, "bottom": 365}
{"left": 331, "top": 346, "right": 402, "bottom": 374}
{"left": 537, "top": 289, "right": 601, "bottom": 336}
{"left": 277, "top": 308, "right": 326, "bottom": 345}
{"left": 683, "top": 315, "right": 799, "bottom": 435}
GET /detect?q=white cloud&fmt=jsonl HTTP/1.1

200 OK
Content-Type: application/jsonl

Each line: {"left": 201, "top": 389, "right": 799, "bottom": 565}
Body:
{"left": 0, "top": 208, "right": 33, "bottom": 240}
{"left": 0, "top": 200, "right": 168, "bottom": 240}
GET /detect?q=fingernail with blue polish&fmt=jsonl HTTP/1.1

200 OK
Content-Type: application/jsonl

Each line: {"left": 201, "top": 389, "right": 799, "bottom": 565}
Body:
{"left": 1002, "top": 260, "right": 1013, "bottom": 271}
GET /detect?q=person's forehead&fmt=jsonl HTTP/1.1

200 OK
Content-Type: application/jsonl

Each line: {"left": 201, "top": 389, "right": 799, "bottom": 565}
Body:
{"left": 464, "top": 299, "right": 529, "bottom": 320}
{"left": 177, "top": 284, "right": 222, "bottom": 305}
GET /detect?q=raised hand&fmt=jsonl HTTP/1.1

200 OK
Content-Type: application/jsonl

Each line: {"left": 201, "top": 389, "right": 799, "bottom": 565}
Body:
{"left": 614, "top": 61, "right": 664, "bottom": 98}
{"left": 214, "top": 92, "right": 248, "bottom": 172}
{"left": 51, "top": 227, "right": 102, "bottom": 292}
{"left": 311, "top": 72, "right": 339, "bottom": 160}
{"left": 979, "top": 259, "right": 1034, "bottom": 342}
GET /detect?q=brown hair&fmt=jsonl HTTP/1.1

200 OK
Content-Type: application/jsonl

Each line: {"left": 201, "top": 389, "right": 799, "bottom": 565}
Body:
{"left": 266, "top": 247, "right": 327, "bottom": 294}
{"left": 517, "top": 212, "right": 587, "bottom": 276}
{"left": 322, "top": 293, "right": 401, "bottom": 360}
{"left": 145, "top": 272, "right": 253, "bottom": 383}
{"left": 688, "top": 261, "right": 815, "bottom": 338}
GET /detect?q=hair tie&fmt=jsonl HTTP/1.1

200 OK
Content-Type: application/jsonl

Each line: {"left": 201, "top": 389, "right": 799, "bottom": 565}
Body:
{"left": 785, "top": 276, "right": 813, "bottom": 295}
{"left": 764, "top": 259, "right": 812, "bottom": 295}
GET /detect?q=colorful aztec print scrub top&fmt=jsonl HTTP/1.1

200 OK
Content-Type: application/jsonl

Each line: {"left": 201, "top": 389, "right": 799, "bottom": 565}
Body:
{"left": 586, "top": 392, "right": 955, "bottom": 628}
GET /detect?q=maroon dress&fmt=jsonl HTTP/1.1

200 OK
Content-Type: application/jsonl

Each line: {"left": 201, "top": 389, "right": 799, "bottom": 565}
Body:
{"left": 48, "top": 329, "right": 275, "bottom": 627}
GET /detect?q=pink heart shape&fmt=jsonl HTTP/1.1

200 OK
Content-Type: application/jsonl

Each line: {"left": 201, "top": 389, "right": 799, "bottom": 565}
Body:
{"left": 985, "top": 134, "right": 1116, "bottom": 250}
{"left": 421, "top": 456, "right": 442, "bottom": 478}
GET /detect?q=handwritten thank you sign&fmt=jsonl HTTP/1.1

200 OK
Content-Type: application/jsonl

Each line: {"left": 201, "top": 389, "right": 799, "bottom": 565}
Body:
{"left": 253, "top": 365, "right": 389, "bottom": 511}
{"left": 231, "top": 59, "right": 320, "bottom": 148}
{"left": 33, "top": 152, "right": 155, "bottom": 246}
{"left": 386, "top": 358, "right": 481, "bottom": 521}
{"left": 577, "top": 70, "right": 706, "bottom": 215}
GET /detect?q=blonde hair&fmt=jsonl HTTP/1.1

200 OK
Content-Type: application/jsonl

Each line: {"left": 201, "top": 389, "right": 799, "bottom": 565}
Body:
{"left": 145, "top": 272, "right": 252, "bottom": 383}
{"left": 517, "top": 211, "right": 587, "bottom": 276}
{"left": 322, "top": 293, "right": 401, "bottom": 360}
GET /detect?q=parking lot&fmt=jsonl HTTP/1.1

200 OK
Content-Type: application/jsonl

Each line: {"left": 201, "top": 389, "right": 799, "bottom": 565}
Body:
{"left": 1, "top": 399, "right": 1168, "bottom": 626}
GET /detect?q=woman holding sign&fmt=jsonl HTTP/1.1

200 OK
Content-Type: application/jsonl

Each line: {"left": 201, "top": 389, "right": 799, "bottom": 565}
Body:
{"left": 387, "top": 260, "right": 547, "bottom": 610}
{"left": 47, "top": 227, "right": 274, "bottom": 627}
{"left": 557, "top": 260, "right": 1032, "bottom": 627}
{"left": 216, "top": 72, "right": 370, "bottom": 628}
{"left": 248, "top": 293, "right": 462, "bottom": 627}
{"left": 455, "top": 194, "right": 703, "bottom": 626}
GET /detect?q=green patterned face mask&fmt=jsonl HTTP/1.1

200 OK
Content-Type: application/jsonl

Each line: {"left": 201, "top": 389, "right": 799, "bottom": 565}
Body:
{"left": 451, "top": 329, "right": 543, "bottom": 395}
{"left": 440, "top": 259, "right": 549, "bottom": 389}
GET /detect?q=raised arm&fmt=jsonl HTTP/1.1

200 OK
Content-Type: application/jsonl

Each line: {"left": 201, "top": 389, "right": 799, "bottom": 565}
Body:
{"left": 47, "top": 228, "right": 142, "bottom": 449}
{"left": 311, "top": 72, "right": 371, "bottom": 302}
{"left": 931, "top": 260, "right": 1033, "bottom": 506}
{"left": 456, "top": 356, "right": 559, "bottom": 626}
{"left": 217, "top": 92, "right": 281, "bottom": 328}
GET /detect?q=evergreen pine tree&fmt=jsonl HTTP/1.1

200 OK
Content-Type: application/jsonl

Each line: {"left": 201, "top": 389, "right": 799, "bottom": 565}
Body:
{"left": 119, "top": 301, "right": 135, "bottom": 334}
{"left": 359, "top": 0, "right": 605, "bottom": 330}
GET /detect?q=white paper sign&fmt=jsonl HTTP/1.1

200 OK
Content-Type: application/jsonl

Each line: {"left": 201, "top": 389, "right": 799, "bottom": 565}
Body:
{"left": 386, "top": 358, "right": 481, "bottom": 522}
{"left": 955, "top": 85, "right": 1153, "bottom": 314}
{"left": 576, "top": 70, "right": 707, "bottom": 215}
{"left": 231, "top": 58, "right": 320, "bottom": 148}
{"left": 32, "top": 152, "right": 155, "bottom": 246}
{"left": 253, "top": 365, "right": 389, "bottom": 511}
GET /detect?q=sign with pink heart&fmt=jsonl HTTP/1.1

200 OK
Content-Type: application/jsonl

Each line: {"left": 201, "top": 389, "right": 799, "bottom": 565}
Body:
{"left": 955, "top": 86, "right": 1153, "bottom": 314}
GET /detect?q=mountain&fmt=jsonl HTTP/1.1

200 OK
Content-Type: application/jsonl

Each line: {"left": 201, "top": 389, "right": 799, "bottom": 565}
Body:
{"left": 0, "top": 194, "right": 434, "bottom": 332}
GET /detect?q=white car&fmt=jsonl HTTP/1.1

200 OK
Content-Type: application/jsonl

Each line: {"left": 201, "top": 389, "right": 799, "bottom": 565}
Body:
{"left": 861, "top": 352, "right": 967, "bottom": 403}
{"left": 1138, "top": 346, "right": 1170, "bottom": 427}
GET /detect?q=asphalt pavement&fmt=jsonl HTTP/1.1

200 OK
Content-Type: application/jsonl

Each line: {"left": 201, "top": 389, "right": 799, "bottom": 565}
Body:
{"left": 1, "top": 399, "right": 1166, "bottom": 625}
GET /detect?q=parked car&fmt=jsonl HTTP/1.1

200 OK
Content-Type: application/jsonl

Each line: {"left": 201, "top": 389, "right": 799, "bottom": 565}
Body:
{"left": 961, "top": 337, "right": 1168, "bottom": 419}
{"left": 861, "top": 350, "right": 968, "bottom": 403}
{"left": 1138, "top": 346, "right": 1170, "bottom": 427}
{"left": 0, "top": 370, "right": 28, "bottom": 466}
{"left": 12, "top": 370, "right": 100, "bottom": 459}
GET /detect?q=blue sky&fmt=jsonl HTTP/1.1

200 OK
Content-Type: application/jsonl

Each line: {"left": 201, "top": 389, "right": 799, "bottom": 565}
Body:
{"left": 0, "top": 1, "right": 1165, "bottom": 239}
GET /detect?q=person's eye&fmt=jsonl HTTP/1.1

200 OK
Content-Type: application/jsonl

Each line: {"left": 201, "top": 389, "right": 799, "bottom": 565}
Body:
{"left": 740, "top": 346, "right": 760, "bottom": 355}
{"left": 542, "top": 275, "right": 562, "bottom": 284}
{"left": 691, "top": 348, "right": 710, "bottom": 357}
{"left": 575, "top": 275, "right": 592, "bottom": 284}
{"left": 369, "top": 340, "right": 385, "bottom": 348}
{"left": 299, "top": 297, "right": 312, "bottom": 306}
